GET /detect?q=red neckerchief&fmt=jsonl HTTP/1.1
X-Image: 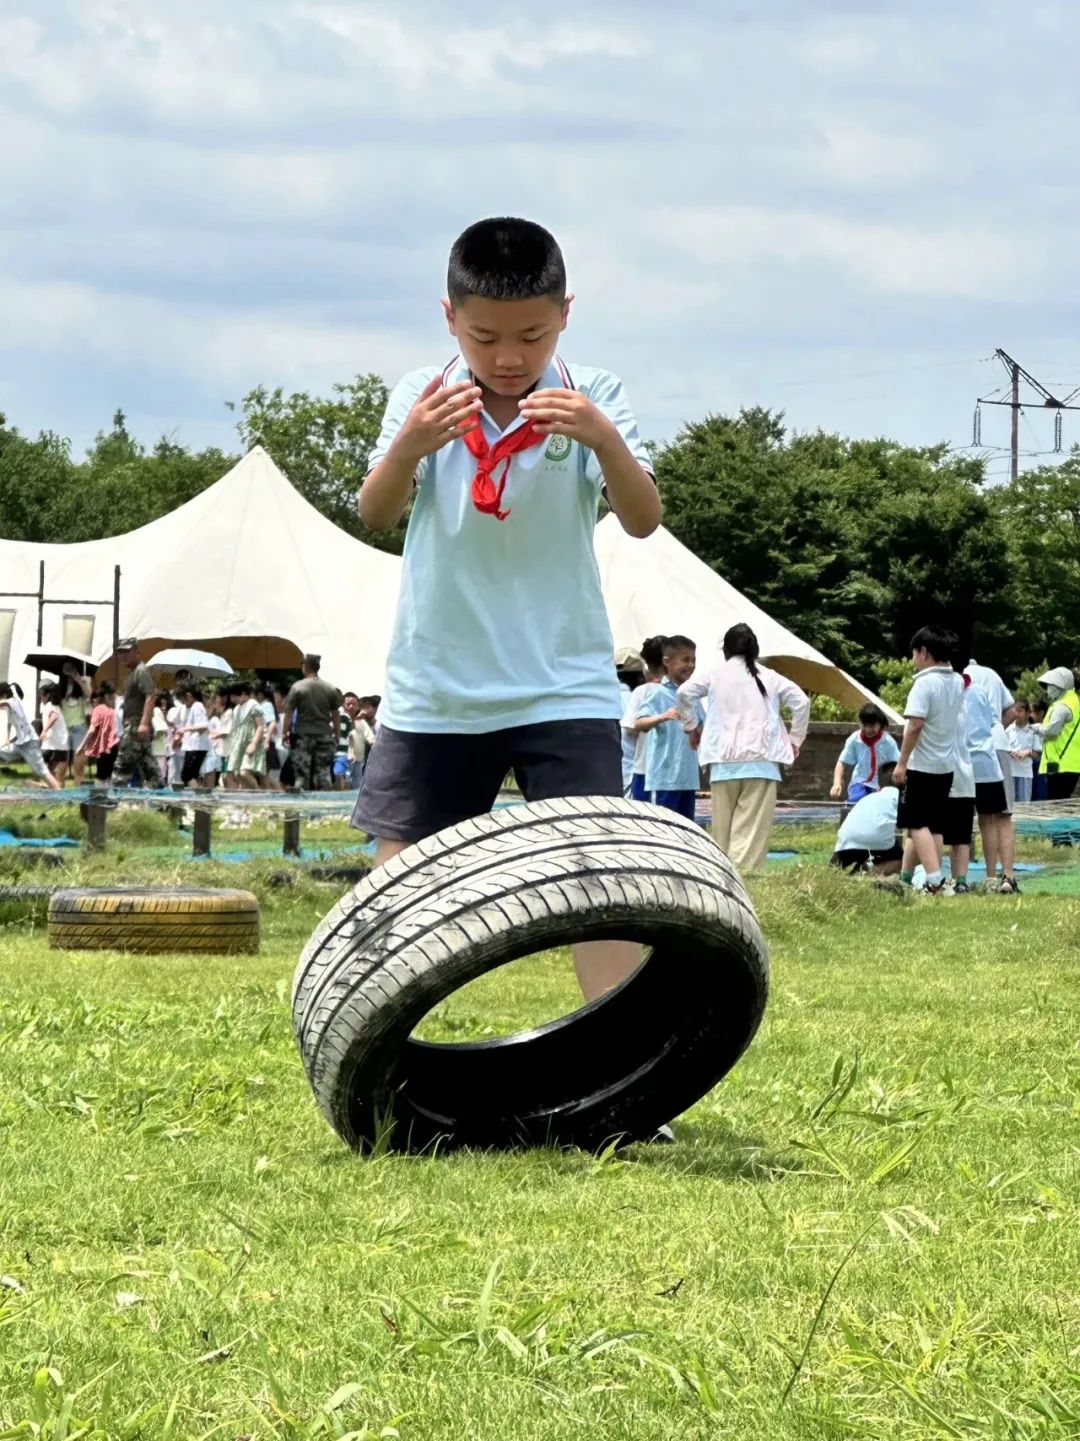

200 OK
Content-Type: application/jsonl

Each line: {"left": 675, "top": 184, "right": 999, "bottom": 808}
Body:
{"left": 860, "top": 729, "right": 884, "bottom": 784}
{"left": 446, "top": 355, "right": 571, "bottom": 521}
{"left": 461, "top": 416, "right": 546, "bottom": 521}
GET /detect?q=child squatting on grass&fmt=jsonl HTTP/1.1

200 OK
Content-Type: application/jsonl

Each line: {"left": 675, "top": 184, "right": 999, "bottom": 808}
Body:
{"left": 352, "top": 216, "right": 661, "bottom": 1005}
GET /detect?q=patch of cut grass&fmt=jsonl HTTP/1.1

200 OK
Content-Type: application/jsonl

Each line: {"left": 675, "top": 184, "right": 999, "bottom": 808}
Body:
{"left": 0, "top": 849, "right": 1078, "bottom": 1437}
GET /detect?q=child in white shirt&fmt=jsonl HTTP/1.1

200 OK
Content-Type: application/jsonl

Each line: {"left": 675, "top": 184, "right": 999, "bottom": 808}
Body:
{"left": 1006, "top": 699, "right": 1036, "bottom": 803}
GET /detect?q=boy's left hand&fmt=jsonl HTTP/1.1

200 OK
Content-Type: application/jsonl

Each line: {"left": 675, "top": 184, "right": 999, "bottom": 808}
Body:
{"left": 519, "top": 390, "right": 617, "bottom": 452}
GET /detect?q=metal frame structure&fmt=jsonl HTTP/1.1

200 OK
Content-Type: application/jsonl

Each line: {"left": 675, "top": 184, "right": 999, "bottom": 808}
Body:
{"left": 0, "top": 561, "right": 121, "bottom": 713}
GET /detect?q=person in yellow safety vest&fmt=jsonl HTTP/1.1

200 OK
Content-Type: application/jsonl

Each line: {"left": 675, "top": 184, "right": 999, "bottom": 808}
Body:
{"left": 1034, "top": 666, "right": 1080, "bottom": 801}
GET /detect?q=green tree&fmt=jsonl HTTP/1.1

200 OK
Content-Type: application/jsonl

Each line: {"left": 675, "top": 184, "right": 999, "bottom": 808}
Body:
{"left": 0, "top": 416, "right": 77, "bottom": 542}
{"left": 654, "top": 412, "right": 1019, "bottom": 687}
{"left": 230, "top": 375, "right": 400, "bottom": 551}
{"left": 872, "top": 658, "right": 916, "bottom": 714}
{"left": 46, "top": 412, "right": 234, "bottom": 542}
{"left": 992, "top": 445, "right": 1080, "bottom": 670}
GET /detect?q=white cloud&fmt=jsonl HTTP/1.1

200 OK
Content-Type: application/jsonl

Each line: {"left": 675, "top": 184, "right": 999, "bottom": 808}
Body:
{"left": 0, "top": 277, "right": 425, "bottom": 391}
{"left": 812, "top": 120, "right": 932, "bottom": 185}
{"left": 651, "top": 206, "right": 1023, "bottom": 299}
{"left": 0, "top": 0, "right": 1076, "bottom": 463}
{"left": 303, "top": 7, "right": 645, "bottom": 88}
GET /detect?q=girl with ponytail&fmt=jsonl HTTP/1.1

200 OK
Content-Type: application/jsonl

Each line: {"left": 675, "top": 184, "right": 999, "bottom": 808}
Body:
{"left": 675, "top": 623, "right": 809, "bottom": 873}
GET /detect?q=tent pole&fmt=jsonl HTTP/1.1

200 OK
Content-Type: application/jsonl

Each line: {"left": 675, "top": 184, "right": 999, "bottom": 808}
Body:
{"left": 112, "top": 564, "right": 121, "bottom": 689}
{"left": 34, "top": 560, "right": 44, "bottom": 720}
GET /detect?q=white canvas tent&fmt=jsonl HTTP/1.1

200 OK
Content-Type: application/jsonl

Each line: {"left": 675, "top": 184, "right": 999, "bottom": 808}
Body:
{"left": 594, "top": 514, "right": 901, "bottom": 721}
{"left": 0, "top": 450, "right": 895, "bottom": 733}
{"left": 0, "top": 447, "right": 402, "bottom": 707}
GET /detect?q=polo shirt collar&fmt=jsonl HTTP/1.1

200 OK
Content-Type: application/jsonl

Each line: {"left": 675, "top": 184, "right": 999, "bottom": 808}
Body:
{"left": 441, "top": 353, "right": 573, "bottom": 439}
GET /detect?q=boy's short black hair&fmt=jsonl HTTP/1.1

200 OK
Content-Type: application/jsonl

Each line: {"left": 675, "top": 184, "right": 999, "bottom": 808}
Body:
{"left": 641, "top": 635, "right": 666, "bottom": 670}
{"left": 447, "top": 218, "right": 566, "bottom": 307}
{"left": 858, "top": 703, "right": 889, "bottom": 728}
{"left": 662, "top": 634, "right": 695, "bottom": 654}
{"left": 909, "top": 625, "right": 958, "bottom": 663}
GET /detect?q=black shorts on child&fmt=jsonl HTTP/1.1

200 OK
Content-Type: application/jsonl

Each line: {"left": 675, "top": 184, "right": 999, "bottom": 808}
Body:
{"left": 975, "top": 780, "right": 1009, "bottom": 817}
{"left": 897, "top": 769, "right": 952, "bottom": 834}
{"left": 351, "top": 719, "right": 623, "bottom": 843}
{"left": 941, "top": 796, "right": 976, "bottom": 847}
{"left": 830, "top": 842, "right": 903, "bottom": 872}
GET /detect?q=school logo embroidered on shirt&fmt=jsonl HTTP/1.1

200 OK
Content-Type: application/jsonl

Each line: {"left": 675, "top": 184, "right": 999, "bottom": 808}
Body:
{"left": 544, "top": 434, "right": 572, "bottom": 462}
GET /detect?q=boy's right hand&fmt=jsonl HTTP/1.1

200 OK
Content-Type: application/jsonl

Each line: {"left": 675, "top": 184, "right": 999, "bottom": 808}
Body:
{"left": 829, "top": 782, "right": 843, "bottom": 798}
{"left": 393, "top": 376, "right": 483, "bottom": 462}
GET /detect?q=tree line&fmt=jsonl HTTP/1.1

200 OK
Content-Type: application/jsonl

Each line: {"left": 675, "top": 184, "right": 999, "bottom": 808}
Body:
{"left": 2, "top": 379, "right": 1077, "bottom": 701}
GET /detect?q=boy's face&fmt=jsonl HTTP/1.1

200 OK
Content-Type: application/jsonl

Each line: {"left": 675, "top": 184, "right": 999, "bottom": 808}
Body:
{"left": 444, "top": 294, "right": 570, "bottom": 397}
{"left": 862, "top": 721, "right": 883, "bottom": 739}
{"left": 664, "top": 647, "right": 696, "bottom": 684}
{"left": 911, "top": 646, "right": 934, "bottom": 671}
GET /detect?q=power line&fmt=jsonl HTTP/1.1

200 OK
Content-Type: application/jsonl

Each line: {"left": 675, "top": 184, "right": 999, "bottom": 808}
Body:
{"left": 973, "top": 348, "right": 1080, "bottom": 481}
{"left": 768, "top": 354, "right": 994, "bottom": 390}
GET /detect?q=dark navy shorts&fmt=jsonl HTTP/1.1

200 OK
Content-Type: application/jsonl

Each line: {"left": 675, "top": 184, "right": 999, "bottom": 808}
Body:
{"left": 351, "top": 718, "right": 623, "bottom": 843}
{"left": 651, "top": 789, "right": 697, "bottom": 820}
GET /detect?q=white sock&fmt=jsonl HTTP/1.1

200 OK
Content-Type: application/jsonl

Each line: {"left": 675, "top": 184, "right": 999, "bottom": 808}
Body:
{"left": 926, "top": 870, "right": 944, "bottom": 888}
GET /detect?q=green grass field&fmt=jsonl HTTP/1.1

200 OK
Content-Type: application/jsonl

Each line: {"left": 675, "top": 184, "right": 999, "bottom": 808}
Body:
{"left": 1, "top": 850, "right": 1078, "bottom": 1438}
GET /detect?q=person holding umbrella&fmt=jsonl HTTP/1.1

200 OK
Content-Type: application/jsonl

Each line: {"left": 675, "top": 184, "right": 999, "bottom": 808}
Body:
{"left": 59, "top": 662, "right": 92, "bottom": 778}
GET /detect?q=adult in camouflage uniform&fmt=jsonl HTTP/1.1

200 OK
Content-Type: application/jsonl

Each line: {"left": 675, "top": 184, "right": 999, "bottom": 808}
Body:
{"left": 111, "top": 639, "right": 164, "bottom": 788}
{"left": 284, "top": 654, "right": 342, "bottom": 791}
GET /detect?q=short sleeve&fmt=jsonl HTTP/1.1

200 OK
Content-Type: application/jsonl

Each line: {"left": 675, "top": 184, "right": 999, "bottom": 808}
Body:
{"left": 904, "top": 676, "right": 930, "bottom": 720}
{"left": 579, "top": 371, "right": 653, "bottom": 487}
{"left": 839, "top": 733, "right": 859, "bottom": 764}
{"left": 881, "top": 733, "right": 901, "bottom": 763}
{"left": 995, "top": 677, "right": 1014, "bottom": 717}
{"left": 367, "top": 368, "right": 441, "bottom": 476}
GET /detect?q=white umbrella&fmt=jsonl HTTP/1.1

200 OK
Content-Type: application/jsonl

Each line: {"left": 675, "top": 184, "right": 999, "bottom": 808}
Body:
{"left": 146, "top": 647, "right": 233, "bottom": 680}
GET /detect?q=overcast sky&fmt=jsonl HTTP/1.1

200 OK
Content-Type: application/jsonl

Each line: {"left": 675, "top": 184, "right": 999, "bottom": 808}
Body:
{"left": 1, "top": 0, "right": 1077, "bottom": 481}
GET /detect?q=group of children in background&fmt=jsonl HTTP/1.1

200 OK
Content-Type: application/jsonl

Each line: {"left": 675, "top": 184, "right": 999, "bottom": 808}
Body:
{"left": 0, "top": 673, "right": 379, "bottom": 794}
{"left": 3, "top": 631, "right": 1066, "bottom": 891}
{"left": 618, "top": 623, "right": 811, "bottom": 873}
{"left": 830, "top": 629, "right": 1065, "bottom": 895}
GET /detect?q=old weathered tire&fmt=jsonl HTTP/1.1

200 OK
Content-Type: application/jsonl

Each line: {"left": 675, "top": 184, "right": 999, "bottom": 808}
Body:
{"left": 47, "top": 887, "right": 259, "bottom": 953}
{"left": 292, "top": 797, "right": 768, "bottom": 1152}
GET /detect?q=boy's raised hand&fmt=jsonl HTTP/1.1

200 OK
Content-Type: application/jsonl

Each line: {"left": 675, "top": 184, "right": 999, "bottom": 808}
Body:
{"left": 395, "top": 376, "right": 483, "bottom": 462}
{"left": 519, "top": 389, "right": 616, "bottom": 451}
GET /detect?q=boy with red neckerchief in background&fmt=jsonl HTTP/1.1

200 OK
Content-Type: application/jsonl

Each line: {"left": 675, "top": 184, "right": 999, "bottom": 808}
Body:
{"left": 830, "top": 703, "right": 900, "bottom": 803}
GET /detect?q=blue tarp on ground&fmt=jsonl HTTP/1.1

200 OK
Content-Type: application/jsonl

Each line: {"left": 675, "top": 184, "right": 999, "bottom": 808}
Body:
{"left": 0, "top": 829, "right": 80, "bottom": 849}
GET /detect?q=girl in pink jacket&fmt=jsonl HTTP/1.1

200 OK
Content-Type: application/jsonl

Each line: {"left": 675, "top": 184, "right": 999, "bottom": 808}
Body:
{"left": 677, "top": 623, "right": 810, "bottom": 873}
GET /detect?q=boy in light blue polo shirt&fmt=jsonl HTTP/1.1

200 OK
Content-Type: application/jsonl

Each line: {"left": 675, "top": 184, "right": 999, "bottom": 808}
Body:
{"left": 353, "top": 217, "right": 661, "bottom": 1004}
{"left": 642, "top": 636, "right": 702, "bottom": 820}
{"left": 830, "top": 704, "right": 900, "bottom": 803}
